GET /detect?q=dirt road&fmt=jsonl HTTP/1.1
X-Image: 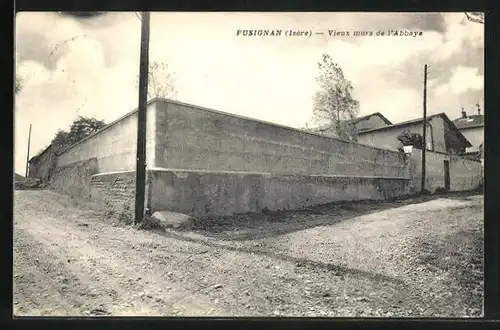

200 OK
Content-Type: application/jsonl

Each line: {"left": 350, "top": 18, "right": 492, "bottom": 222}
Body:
{"left": 13, "top": 190, "right": 483, "bottom": 317}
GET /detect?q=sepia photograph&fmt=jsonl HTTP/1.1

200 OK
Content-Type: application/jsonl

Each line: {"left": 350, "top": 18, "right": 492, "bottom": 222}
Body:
{"left": 14, "top": 11, "right": 484, "bottom": 317}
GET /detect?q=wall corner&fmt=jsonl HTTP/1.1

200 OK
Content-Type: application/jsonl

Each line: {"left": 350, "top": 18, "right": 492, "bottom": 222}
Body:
{"left": 147, "top": 100, "right": 157, "bottom": 169}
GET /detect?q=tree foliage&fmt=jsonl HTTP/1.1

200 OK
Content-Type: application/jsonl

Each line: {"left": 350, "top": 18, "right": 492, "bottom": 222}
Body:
{"left": 311, "top": 53, "right": 360, "bottom": 141}
{"left": 464, "top": 12, "right": 485, "bottom": 24}
{"left": 397, "top": 130, "right": 424, "bottom": 151}
{"left": 137, "top": 60, "right": 177, "bottom": 100}
{"left": 51, "top": 116, "right": 106, "bottom": 152}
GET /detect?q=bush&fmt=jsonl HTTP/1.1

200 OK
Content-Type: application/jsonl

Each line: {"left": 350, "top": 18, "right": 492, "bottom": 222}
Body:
{"left": 434, "top": 187, "right": 448, "bottom": 194}
{"left": 15, "top": 177, "right": 41, "bottom": 190}
{"left": 419, "top": 189, "right": 431, "bottom": 196}
{"left": 397, "top": 130, "right": 424, "bottom": 149}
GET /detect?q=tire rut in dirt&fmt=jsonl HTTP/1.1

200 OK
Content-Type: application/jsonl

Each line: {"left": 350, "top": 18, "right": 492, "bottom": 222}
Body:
{"left": 14, "top": 228, "right": 117, "bottom": 316}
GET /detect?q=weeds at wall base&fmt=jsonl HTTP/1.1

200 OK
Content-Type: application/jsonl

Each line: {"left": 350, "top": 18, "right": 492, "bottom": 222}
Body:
{"left": 434, "top": 187, "right": 448, "bottom": 195}
{"left": 118, "top": 212, "right": 133, "bottom": 225}
{"left": 104, "top": 210, "right": 115, "bottom": 219}
{"left": 118, "top": 204, "right": 133, "bottom": 225}
{"left": 135, "top": 215, "right": 162, "bottom": 230}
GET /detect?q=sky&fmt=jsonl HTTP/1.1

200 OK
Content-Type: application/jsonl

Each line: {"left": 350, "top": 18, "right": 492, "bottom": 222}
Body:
{"left": 14, "top": 12, "right": 484, "bottom": 174}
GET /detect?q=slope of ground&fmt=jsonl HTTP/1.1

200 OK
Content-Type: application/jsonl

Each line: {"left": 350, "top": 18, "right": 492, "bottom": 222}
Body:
{"left": 13, "top": 190, "right": 483, "bottom": 317}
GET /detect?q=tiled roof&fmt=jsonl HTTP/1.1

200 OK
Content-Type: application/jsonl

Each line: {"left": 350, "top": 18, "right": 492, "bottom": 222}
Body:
{"left": 357, "top": 112, "right": 472, "bottom": 148}
{"left": 452, "top": 114, "right": 484, "bottom": 129}
{"left": 350, "top": 112, "right": 392, "bottom": 126}
{"left": 357, "top": 113, "right": 446, "bottom": 134}
{"left": 308, "top": 112, "right": 391, "bottom": 132}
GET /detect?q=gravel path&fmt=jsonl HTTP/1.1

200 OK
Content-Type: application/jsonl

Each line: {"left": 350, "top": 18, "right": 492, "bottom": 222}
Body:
{"left": 13, "top": 190, "right": 483, "bottom": 317}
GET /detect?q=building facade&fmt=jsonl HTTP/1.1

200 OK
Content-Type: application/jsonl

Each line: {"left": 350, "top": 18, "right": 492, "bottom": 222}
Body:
{"left": 357, "top": 113, "right": 472, "bottom": 155}
{"left": 452, "top": 108, "right": 484, "bottom": 163}
{"left": 351, "top": 112, "right": 393, "bottom": 132}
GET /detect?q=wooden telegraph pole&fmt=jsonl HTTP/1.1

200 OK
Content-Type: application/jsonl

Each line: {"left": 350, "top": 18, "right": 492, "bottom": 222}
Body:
{"left": 135, "top": 12, "right": 151, "bottom": 224}
{"left": 421, "top": 64, "right": 428, "bottom": 193}
{"left": 25, "top": 124, "right": 32, "bottom": 177}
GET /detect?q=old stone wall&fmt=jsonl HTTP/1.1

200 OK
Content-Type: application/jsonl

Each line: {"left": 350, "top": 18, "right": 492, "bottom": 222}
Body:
{"left": 148, "top": 168, "right": 410, "bottom": 217}
{"left": 89, "top": 171, "right": 150, "bottom": 221}
{"left": 29, "top": 146, "right": 57, "bottom": 182}
{"left": 48, "top": 100, "right": 482, "bottom": 219}
{"left": 49, "top": 158, "right": 99, "bottom": 200}
{"left": 153, "top": 100, "right": 409, "bottom": 178}
{"left": 56, "top": 102, "right": 157, "bottom": 173}
{"left": 408, "top": 149, "right": 483, "bottom": 193}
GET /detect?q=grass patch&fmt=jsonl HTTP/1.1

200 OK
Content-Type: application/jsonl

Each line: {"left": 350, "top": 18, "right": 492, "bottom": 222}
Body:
{"left": 118, "top": 204, "right": 133, "bottom": 225}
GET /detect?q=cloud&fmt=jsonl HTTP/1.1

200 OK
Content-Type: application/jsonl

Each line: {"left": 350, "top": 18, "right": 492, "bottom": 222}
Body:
{"left": 14, "top": 12, "right": 483, "bottom": 174}
{"left": 431, "top": 13, "right": 483, "bottom": 62}
{"left": 436, "top": 66, "right": 483, "bottom": 96}
{"left": 16, "top": 60, "right": 50, "bottom": 85}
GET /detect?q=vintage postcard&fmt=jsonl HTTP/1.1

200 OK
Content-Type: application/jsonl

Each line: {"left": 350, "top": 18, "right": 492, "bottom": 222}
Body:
{"left": 14, "top": 11, "right": 484, "bottom": 317}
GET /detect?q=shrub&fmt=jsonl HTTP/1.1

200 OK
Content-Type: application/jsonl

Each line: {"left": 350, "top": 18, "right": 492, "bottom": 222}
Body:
{"left": 434, "top": 187, "right": 448, "bottom": 194}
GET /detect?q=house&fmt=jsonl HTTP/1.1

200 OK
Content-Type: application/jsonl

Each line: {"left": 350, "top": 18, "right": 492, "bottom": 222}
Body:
{"left": 351, "top": 112, "right": 393, "bottom": 132}
{"left": 28, "top": 144, "right": 57, "bottom": 182}
{"left": 452, "top": 107, "right": 484, "bottom": 163}
{"left": 308, "top": 112, "right": 392, "bottom": 136}
{"left": 357, "top": 113, "right": 472, "bottom": 155}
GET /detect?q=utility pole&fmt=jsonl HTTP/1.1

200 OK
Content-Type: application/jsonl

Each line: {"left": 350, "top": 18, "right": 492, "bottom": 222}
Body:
{"left": 421, "top": 64, "right": 428, "bottom": 193}
{"left": 135, "top": 11, "right": 151, "bottom": 224}
{"left": 25, "top": 124, "right": 32, "bottom": 177}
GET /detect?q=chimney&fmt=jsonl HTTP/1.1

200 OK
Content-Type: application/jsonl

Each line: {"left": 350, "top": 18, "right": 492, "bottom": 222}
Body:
{"left": 461, "top": 107, "right": 467, "bottom": 118}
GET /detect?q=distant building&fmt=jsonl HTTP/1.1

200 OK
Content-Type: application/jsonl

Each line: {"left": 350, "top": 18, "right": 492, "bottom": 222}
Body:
{"left": 352, "top": 112, "right": 393, "bottom": 132}
{"left": 28, "top": 144, "right": 57, "bottom": 182}
{"left": 357, "top": 113, "right": 472, "bottom": 155}
{"left": 452, "top": 107, "right": 484, "bottom": 163}
{"left": 308, "top": 112, "right": 392, "bottom": 136}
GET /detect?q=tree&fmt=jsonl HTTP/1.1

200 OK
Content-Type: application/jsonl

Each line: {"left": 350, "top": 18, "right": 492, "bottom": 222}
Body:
{"left": 310, "top": 53, "right": 360, "bottom": 141}
{"left": 15, "top": 76, "right": 22, "bottom": 94}
{"left": 397, "top": 130, "right": 424, "bottom": 152}
{"left": 68, "top": 116, "right": 106, "bottom": 141}
{"left": 136, "top": 60, "right": 177, "bottom": 100}
{"left": 51, "top": 116, "right": 106, "bottom": 152}
{"left": 51, "top": 130, "right": 71, "bottom": 152}
{"left": 464, "top": 12, "right": 485, "bottom": 24}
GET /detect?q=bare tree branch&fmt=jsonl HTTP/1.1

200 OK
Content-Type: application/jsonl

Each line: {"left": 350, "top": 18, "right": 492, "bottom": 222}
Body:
{"left": 136, "top": 60, "right": 177, "bottom": 100}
